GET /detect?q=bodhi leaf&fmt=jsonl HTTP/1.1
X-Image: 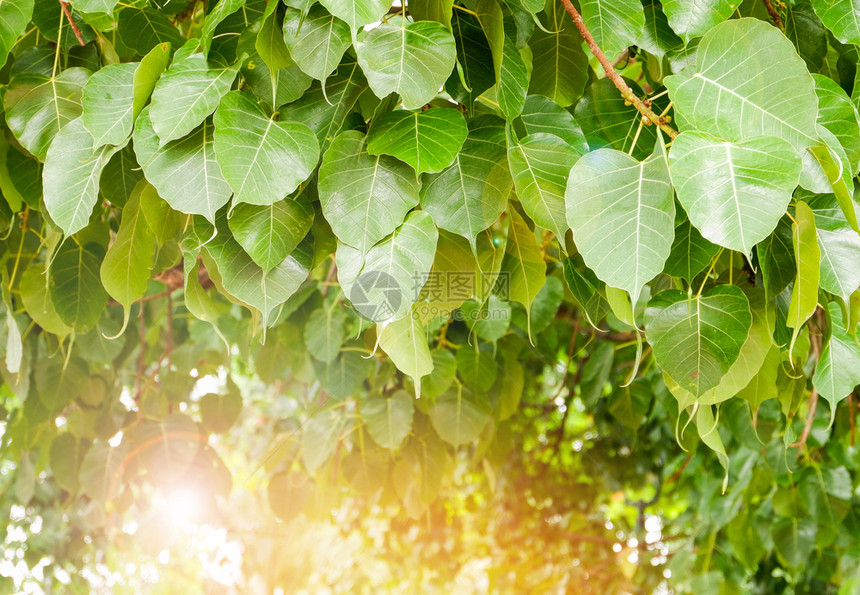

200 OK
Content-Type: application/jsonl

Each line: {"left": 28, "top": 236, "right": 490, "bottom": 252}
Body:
{"left": 19, "top": 265, "right": 72, "bottom": 337}
{"left": 661, "top": 0, "right": 734, "bottom": 41}
{"left": 646, "top": 285, "right": 752, "bottom": 397}
{"left": 807, "top": 194, "right": 860, "bottom": 302}
{"left": 421, "top": 115, "right": 511, "bottom": 250}
{"left": 318, "top": 0, "right": 390, "bottom": 32}
{"left": 303, "top": 306, "right": 346, "bottom": 363}
{"left": 149, "top": 53, "right": 241, "bottom": 145}
{"left": 664, "top": 214, "right": 721, "bottom": 284}
{"left": 50, "top": 240, "right": 110, "bottom": 333}
{"left": 379, "top": 313, "right": 434, "bottom": 398}
{"left": 79, "top": 440, "right": 130, "bottom": 503}
{"left": 499, "top": 208, "right": 545, "bottom": 336}
{"left": 43, "top": 118, "right": 122, "bottom": 236}
{"left": 355, "top": 17, "right": 456, "bottom": 110}
{"left": 4, "top": 68, "right": 90, "bottom": 161}
{"left": 445, "top": 9, "right": 494, "bottom": 108}
{"left": 637, "top": 2, "right": 682, "bottom": 59}
{"left": 810, "top": 0, "right": 860, "bottom": 45}
{"left": 362, "top": 390, "right": 414, "bottom": 451}
{"left": 117, "top": 6, "right": 185, "bottom": 56}
{"left": 318, "top": 130, "right": 419, "bottom": 255}
{"left": 429, "top": 384, "right": 491, "bottom": 446}
{"left": 133, "top": 107, "right": 232, "bottom": 223}
{"left": 497, "top": 36, "right": 529, "bottom": 121}
{"left": 527, "top": 5, "right": 588, "bottom": 107}
{"left": 100, "top": 190, "right": 156, "bottom": 331}
{"left": 664, "top": 19, "right": 819, "bottom": 157}
{"left": 579, "top": 0, "right": 645, "bottom": 58}
{"left": 787, "top": 201, "right": 820, "bottom": 357}
{"left": 199, "top": 390, "right": 243, "bottom": 434}
{"left": 516, "top": 95, "right": 588, "bottom": 155}
{"left": 227, "top": 196, "right": 313, "bottom": 273}
{"left": 566, "top": 147, "right": 674, "bottom": 305}
{"left": 668, "top": 131, "right": 802, "bottom": 257}
{"left": 282, "top": 5, "right": 351, "bottom": 82}
{"left": 367, "top": 108, "right": 468, "bottom": 176}
{"left": 213, "top": 90, "right": 319, "bottom": 207}
{"left": 813, "top": 74, "right": 860, "bottom": 175}
{"left": 0, "top": 0, "right": 33, "bottom": 72}
{"left": 337, "top": 211, "right": 439, "bottom": 324}
{"left": 813, "top": 303, "right": 860, "bottom": 421}
{"left": 509, "top": 132, "right": 581, "bottom": 240}
{"left": 785, "top": 2, "right": 828, "bottom": 73}
{"left": 200, "top": 0, "right": 245, "bottom": 56}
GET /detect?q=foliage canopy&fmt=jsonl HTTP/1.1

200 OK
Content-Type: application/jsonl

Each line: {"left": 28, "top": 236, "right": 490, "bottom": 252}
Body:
{"left": 3, "top": 0, "right": 860, "bottom": 592}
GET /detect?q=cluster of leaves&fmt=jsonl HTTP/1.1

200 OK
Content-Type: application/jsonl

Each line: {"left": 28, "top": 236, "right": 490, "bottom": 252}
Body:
{"left": 3, "top": 0, "right": 860, "bottom": 591}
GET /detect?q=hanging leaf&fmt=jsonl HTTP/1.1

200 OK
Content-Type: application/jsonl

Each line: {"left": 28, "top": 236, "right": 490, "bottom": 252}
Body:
{"left": 813, "top": 74, "right": 860, "bottom": 175}
{"left": 361, "top": 390, "right": 414, "bottom": 450}
{"left": 378, "top": 313, "right": 434, "bottom": 397}
{"left": 429, "top": 384, "right": 491, "bottom": 446}
{"left": 318, "top": 130, "right": 420, "bottom": 254}
{"left": 49, "top": 240, "right": 109, "bottom": 333}
{"left": 509, "top": 132, "right": 581, "bottom": 239}
{"left": 199, "top": 390, "right": 243, "bottom": 434}
{"left": 806, "top": 194, "right": 860, "bottom": 302}
{"left": 813, "top": 303, "right": 860, "bottom": 420}
{"left": 646, "top": 285, "right": 752, "bottom": 397}
{"left": 304, "top": 306, "right": 346, "bottom": 363}
{"left": 213, "top": 90, "right": 319, "bottom": 207}
{"left": 527, "top": 4, "right": 589, "bottom": 107}
{"left": 579, "top": 0, "right": 645, "bottom": 57}
{"left": 117, "top": 6, "right": 185, "bottom": 55}
{"left": 515, "top": 95, "right": 589, "bottom": 155}
{"left": 367, "top": 108, "right": 468, "bottom": 175}
{"left": 664, "top": 213, "right": 720, "bottom": 284}
{"left": 786, "top": 201, "right": 820, "bottom": 356}
{"left": 78, "top": 440, "right": 130, "bottom": 503}
{"left": 0, "top": 0, "right": 34, "bottom": 71}
{"left": 810, "top": 0, "right": 860, "bottom": 45}
{"left": 282, "top": 5, "right": 351, "bottom": 82}
{"left": 227, "top": 197, "right": 314, "bottom": 273}
{"left": 661, "top": 0, "right": 734, "bottom": 41}
{"left": 43, "top": 118, "right": 123, "bottom": 236}
{"left": 499, "top": 208, "right": 546, "bottom": 334}
{"left": 318, "top": 0, "right": 390, "bottom": 32}
{"left": 355, "top": 17, "right": 457, "bottom": 110}
{"left": 421, "top": 115, "right": 511, "bottom": 250}
{"left": 668, "top": 131, "right": 802, "bottom": 257}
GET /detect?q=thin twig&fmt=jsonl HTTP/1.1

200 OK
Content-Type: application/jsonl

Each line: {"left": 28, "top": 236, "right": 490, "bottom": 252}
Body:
{"left": 762, "top": 0, "right": 783, "bottom": 30}
{"left": 790, "top": 389, "right": 818, "bottom": 449}
{"left": 59, "top": 1, "right": 86, "bottom": 46}
{"left": 559, "top": 0, "right": 678, "bottom": 139}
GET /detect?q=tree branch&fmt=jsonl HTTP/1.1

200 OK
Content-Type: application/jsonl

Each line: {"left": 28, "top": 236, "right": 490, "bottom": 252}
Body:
{"left": 790, "top": 389, "right": 818, "bottom": 449}
{"left": 558, "top": 0, "right": 678, "bottom": 139}
{"left": 762, "top": 0, "right": 783, "bottom": 30}
{"left": 59, "top": 1, "right": 86, "bottom": 47}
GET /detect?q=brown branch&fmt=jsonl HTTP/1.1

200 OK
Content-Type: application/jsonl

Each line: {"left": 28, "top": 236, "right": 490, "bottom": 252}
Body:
{"left": 762, "top": 0, "right": 783, "bottom": 30}
{"left": 665, "top": 454, "right": 692, "bottom": 485}
{"left": 59, "top": 1, "right": 86, "bottom": 47}
{"left": 790, "top": 389, "right": 818, "bottom": 449}
{"left": 850, "top": 393, "right": 856, "bottom": 447}
{"left": 559, "top": 0, "right": 678, "bottom": 139}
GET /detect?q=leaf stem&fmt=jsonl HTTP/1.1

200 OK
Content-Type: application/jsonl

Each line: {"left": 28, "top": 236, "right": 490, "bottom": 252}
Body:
{"left": 762, "top": 0, "right": 783, "bottom": 30}
{"left": 558, "top": 0, "right": 678, "bottom": 139}
{"left": 59, "top": 1, "right": 86, "bottom": 47}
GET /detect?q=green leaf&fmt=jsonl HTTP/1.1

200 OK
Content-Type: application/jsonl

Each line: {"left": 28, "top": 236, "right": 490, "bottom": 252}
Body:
{"left": 664, "top": 214, "right": 720, "bottom": 284}
{"left": 785, "top": 2, "right": 829, "bottom": 72}
{"left": 813, "top": 74, "right": 860, "bottom": 175}
{"left": 813, "top": 303, "right": 860, "bottom": 420}
{"left": 637, "top": 2, "right": 682, "bottom": 59}
{"left": 355, "top": 18, "right": 456, "bottom": 110}
{"left": 497, "top": 36, "right": 529, "bottom": 120}
{"left": 771, "top": 517, "right": 817, "bottom": 569}
{"left": 133, "top": 107, "right": 232, "bottom": 223}
{"left": 499, "top": 208, "right": 546, "bottom": 335}
{"left": 515, "top": 95, "right": 588, "bottom": 155}
{"left": 318, "top": 0, "right": 390, "bottom": 31}
{"left": 49, "top": 240, "right": 109, "bottom": 333}
{"left": 117, "top": 6, "right": 185, "bottom": 56}
{"left": 579, "top": 0, "right": 645, "bottom": 57}
{"left": 787, "top": 201, "right": 820, "bottom": 356}
{"left": 509, "top": 132, "right": 581, "bottom": 239}
{"left": 410, "top": 0, "right": 454, "bottom": 28}
{"left": 415, "top": 230, "right": 481, "bottom": 321}
{"left": 304, "top": 306, "right": 346, "bottom": 363}
{"left": 562, "top": 254, "right": 611, "bottom": 326}
{"left": 445, "top": 9, "right": 495, "bottom": 108}
{"left": 573, "top": 77, "right": 659, "bottom": 161}
{"left": 337, "top": 211, "right": 439, "bottom": 323}
{"left": 0, "top": 0, "right": 34, "bottom": 71}
{"left": 201, "top": 0, "right": 245, "bottom": 56}
{"left": 279, "top": 58, "right": 367, "bottom": 155}
{"left": 100, "top": 191, "right": 156, "bottom": 326}
{"left": 661, "top": 0, "right": 734, "bottom": 41}
{"left": 319, "top": 130, "right": 420, "bottom": 254}
{"left": 4, "top": 68, "right": 90, "bottom": 161}
{"left": 203, "top": 222, "right": 313, "bottom": 327}
{"left": 301, "top": 407, "right": 346, "bottom": 471}
{"left": 463, "top": 295, "right": 512, "bottom": 341}
{"left": 421, "top": 115, "right": 511, "bottom": 250}
{"left": 149, "top": 54, "right": 241, "bottom": 145}
{"left": 429, "top": 384, "right": 491, "bottom": 446}
{"left": 19, "top": 264, "right": 72, "bottom": 337}
{"left": 43, "top": 118, "right": 122, "bottom": 236}
{"left": 128, "top": 414, "right": 202, "bottom": 483}
{"left": 282, "top": 4, "right": 351, "bottom": 82}
{"left": 361, "top": 390, "right": 414, "bottom": 450}
{"left": 49, "top": 433, "right": 89, "bottom": 494}
{"left": 367, "top": 108, "right": 468, "bottom": 175}
{"left": 807, "top": 194, "right": 860, "bottom": 302}
{"left": 199, "top": 391, "right": 243, "bottom": 434}
{"left": 810, "top": 0, "right": 860, "bottom": 45}
{"left": 566, "top": 148, "right": 674, "bottom": 305}
{"left": 758, "top": 215, "right": 795, "bottom": 299}
{"left": 668, "top": 131, "right": 802, "bottom": 257}
{"left": 139, "top": 182, "right": 184, "bottom": 244}
{"left": 100, "top": 146, "right": 143, "bottom": 208}
{"left": 423, "top": 349, "right": 457, "bottom": 399}
{"left": 213, "top": 90, "right": 319, "bottom": 206}
{"left": 527, "top": 5, "right": 589, "bottom": 107}
{"left": 81, "top": 64, "right": 138, "bottom": 147}
{"left": 255, "top": 0, "right": 291, "bottom": 72}
{"left": 646, "top": 285, "right": 752, "bottom": 397}
{"left": 227, "top": 197, "right": 313, "bottom": 273}
{"left": 664, "top": 19, "right": 819, "bottom": 155}
{"left": 737, "top": 343, "right": 780, "bottom": 409}
{"left": 379, "top": 313, "right": 435, "bottom": 397}
{"left": 79, "top": 440, "right": 129, "bottom": 503}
